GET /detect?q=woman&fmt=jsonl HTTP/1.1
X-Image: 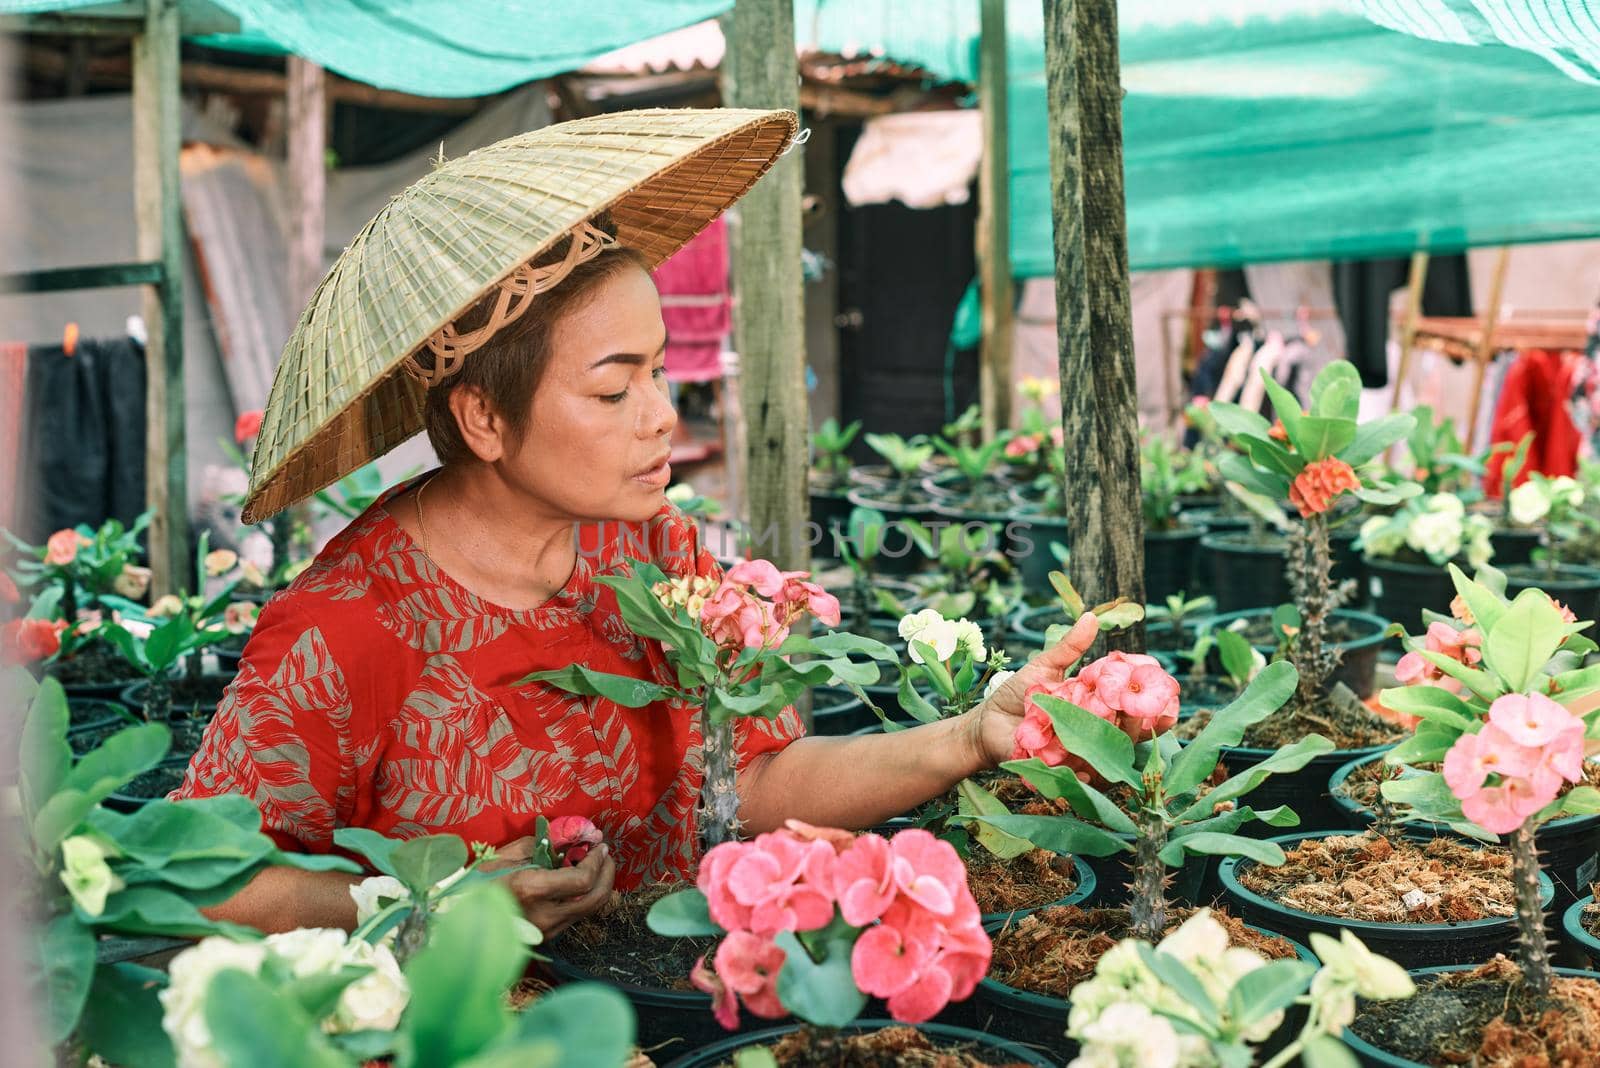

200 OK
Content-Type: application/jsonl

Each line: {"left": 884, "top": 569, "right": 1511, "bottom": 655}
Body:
{"left": 179, "top": 110, "right": 1097, "bottom": 937}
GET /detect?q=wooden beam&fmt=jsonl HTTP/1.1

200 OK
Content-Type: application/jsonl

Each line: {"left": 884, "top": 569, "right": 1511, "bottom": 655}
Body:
{"left": 134, "top": 0, "right": 189, "bottom": 595}
{"left": 722, "top": 0, "right": 809, "bottom": 573}
{"left": 1464, "top": 246, "right": 1512, "bottom": 451}
{"left": 977, "top": 0, "right": 1015, "bottom": 438}
{"left": 1043, "top": 0, "right": 1144, "bottom": 648}
{"left": 0, "top": 261, "right": 164, "bottom": 294}
{"left": 285, "top": 56, "right": 326, "bottom": 313}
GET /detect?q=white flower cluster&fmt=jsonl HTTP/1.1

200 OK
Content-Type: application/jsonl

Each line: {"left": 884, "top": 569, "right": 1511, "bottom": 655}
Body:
{"left": 1509, "top": 475, "right": 1583, "bottom": 527}
{"left": 350, "top": 869, "right": 542, "bottom": 948}
{"left": 898, "top": 609, "right": 986, "bottom": 666}
{"left": 1305, "top": 929, "right": 1415, "bottom": 1033}
{"left": 59, "top": 834, "right": 123, "bottom": 916}
{"left": 1067, "top": 911, "right": 1278, "bottom": 1068}
{"left": 1359, "top": 493, "right": 1492, "bottom": 567}
{"left": 161, "top": 929, "right": 409, "bottom": 1068}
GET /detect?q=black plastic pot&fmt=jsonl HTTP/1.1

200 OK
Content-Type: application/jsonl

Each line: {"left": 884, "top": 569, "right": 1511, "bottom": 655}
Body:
{"left": 1219, "top": 830, "right": 1554, "bottom": 970}
{"left": 1077, "top": 841, "right": 1214, "bottom": 909}
{"left": 106, "top": 755, "right": 192, "bottom": 812}
{"left": 1220, "top": 742, "right": 1395, "bottom": 835}
{"left": 1145, "top": 527, "right": 1205, "bottom": 603}
{"left": 1503, "top": 563, "right": 1600, "bottom": 625}
{"left": 844, "top": 487, "right": 939, "bottom": 576}
{"left": 1562, "top": 894, "right": 1600, "bottom": 966}
{"left": 663, "top": 1019, "right": 1055, "bottom": 1068}
{"left": 1331, "top": 753, "right": 1600, "bottom": 917}
{"left": 846, "top": 463, "right": 896, "bottom": 490}
{"left": 1490, "top": 525, "right": 1542, "bottom": 567}
{"left": 807, "top": 480, "right": 855, "bottom": 559}
{"left": 66, "top": 701, "right": 138, "bottom": 755}
{"left": 1342, "top": 964, "right": 1600, "bottom": 1067}
{"left": 928, "top": 500, "right": 1029, "bottom": 565}
{"left": 975, "top": 916, "right": 1312, "bottom": 1062}
{"left": 1177, "top": 493, "right": 1223, "bottom": 514}
{"left": 1005, "top": 489, "right": 1071, "bottom": 597}
{"left": 545, "top": 952, "right": 761, "bottom": 1054}
{"left": 920, "top": 470, "right": 1013, "bottom": 508}
{"left": 1202, "top": 532, "right": 1290, "bottom": 613}
{"left": 1181, "top": 508, "right": 1251, "bottom": 536}
{"left": 1207, "top": 608, "right": 1389, "bottom": 699}
{"left": 979, "top": 856, "right": 1097, "bottom": 926}
{"left": 1366, "top": 556, "right": 1459, "bottom": 635}
{"left": 120, "top": 671, "right": 233, "bottom": 721}
{"left": 808, "top": 686, "right": 881, "bottom": 737}
{"left": 1009, "top": 602, "right": 1069, "bottom": 648}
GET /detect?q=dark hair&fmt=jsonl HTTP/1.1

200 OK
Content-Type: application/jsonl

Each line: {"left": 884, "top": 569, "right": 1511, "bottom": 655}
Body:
{"left": 422, "top": 219, "right": 649, "bottom": 466}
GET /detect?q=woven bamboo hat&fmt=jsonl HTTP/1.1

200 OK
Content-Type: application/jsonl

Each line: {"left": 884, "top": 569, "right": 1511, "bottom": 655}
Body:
{"left": 241, "top": 107, "right": 798, "bottom": 523}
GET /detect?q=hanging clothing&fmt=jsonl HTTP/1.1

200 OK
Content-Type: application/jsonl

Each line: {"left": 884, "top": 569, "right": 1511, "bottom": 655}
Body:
{"left": 1331, "top": 254, "right": 1474, "bottom": 389}
{"left": 1484, "top": 348, "right": 1583, "bottom": 497}
{"left": 173, "top": 482, "right": 803, "bottom": 889}
{"left": 652, "top": 217, "right": 730, "bottom": 384}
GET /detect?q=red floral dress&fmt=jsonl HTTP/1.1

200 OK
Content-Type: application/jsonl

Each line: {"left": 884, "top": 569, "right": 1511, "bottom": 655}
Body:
{"left": 173, "top": 487, "right": 804, "bottom": 889}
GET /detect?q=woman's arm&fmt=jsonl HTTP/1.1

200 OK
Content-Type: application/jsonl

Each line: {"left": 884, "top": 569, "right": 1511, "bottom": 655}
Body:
{"left": 738, "top": 615, "right": 1100, "bottom": 833}
{"left": 203, "top": 867, "right": 363, "bottom": 934}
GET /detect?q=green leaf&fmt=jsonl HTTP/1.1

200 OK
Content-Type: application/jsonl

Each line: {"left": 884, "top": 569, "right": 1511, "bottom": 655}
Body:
{"left": 1002, "top": 758, "right": 1138, "bottom": 834}
{"left": 509, "top": 983, "right": 637, "bottom": 1068}
{"left": 1158, "top": 832, "right": 1286, "bottom": 867}
{"left": 1137, "top": 945, "right": 1219, "bottom": 1026}
{"left": 646, "top": 889, "right": 723, "bottom": 937}
{"left": 1301, "top": 1034, "right": 1362, "bottom": 1068}
{"left": 1374, "top": 685, "right": 1476, "bottom": 731}
{"left": 1379, "top": 771, "right": 1490, "bottom": 839}
{"left": 1032, "top": 694, "right": 1139, "bottom": 786}
{"left": 1219, "top": 451, "right": 1291, "bottom": 500}
{"left": 1385, "top": 721, "right": 1457, "bottom": 764}
{"left": 773, "top": 926, "right": 867, "bottom": 1028}
{"left": 204, "top": 968, "right": 349, "bottom": 1068}
{"left": 1343, "top": 413, "right": 1417, "bottom": 467}
{"left": 733, "top": 1050, "right": 781, "bottom": 1068}
{"left": 1293, "top": 417, "right": 1357, "bottom": 462}
{"left": 970, "top": 813, "right": 1132, "bottom": 858}
{"left": 63, "top": 722, "right": 171, "bottom": 806}
{"left": 1538, "top": 785, "right": 1600, "bottom": 822}
{"left": 1261, "top": 374, "right": 1306, "bottom": 447}
{"left": 1209, "top": 402, "right": 1272, "bottom": 441}
{"left": 1485, "top": 589, "right": 1571, "bottom": 692}
{"left": 284, "top": 965, "right": 374, "bottom": 1022}
{"left": 1168, "top": 661, "right": 1298, "bottom": 795}
{"left": 956, "top": 779, "right": 1033, "bottom": 860}
{"left": 333, "top": 827, "right": 404, "bottom": 879}
{"left": 1446, "top": 563, "right": 1505, "bottom": 632}
{"left": 1416, "top": 650, "right": 1503, "bottom": 702}
{"left": 1174, "top": 805, "right": 1298, "bottom": 840}
{"left": 31, "top": 788, "right": 97, "bottom": 858}
{"left": 20, "top": 676, "right": 71, "bottom": 826}
{"left": 895, "top": 671, "right": 941, "bottom": 724}
{"left": 34, "top": 914, "right": 95, "bottom": 1042}
{"left": 1215, "top": 629, "right": 1256, "bottom": 686}
{"left": 76, "top": 962, "right": 175, "bottom": 1068}
{"left": 1310, "top": 361, "right": 1362, "bottom": 421}
{"left": 401, "top": 883, "right": 529, "bottom": 1068}
{"left": 94, "top": 886, "right": 249, "bottom": 938}
{"left": 1176, "top": 736, "right": 1333, "bottom": 823}
{"left": 1554, "top": 664, "right": 1600, "bottom": 703}
{"left": 1225, "top": 959, "right": 1317, "bottom": 1027}
{"left": 520, "top": 665, "right": 676, "bottom": 709}
{"left": 390, "top": 835, "right": 468, "bottom": 898}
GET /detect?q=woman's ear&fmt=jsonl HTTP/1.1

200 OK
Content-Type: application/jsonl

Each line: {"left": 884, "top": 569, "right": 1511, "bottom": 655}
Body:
{"left": 447, "top": 384, "right": 507, "bottom": 463}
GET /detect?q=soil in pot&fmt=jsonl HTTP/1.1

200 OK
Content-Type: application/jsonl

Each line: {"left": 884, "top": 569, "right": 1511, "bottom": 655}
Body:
{"left": 1176, "top": 691, "right": 1403, "bottom": 751}
{"left": 67, "top": 703, "right": 139, "bottom": 755}
{"left": 673, "top": 1022, "right": 1049, "bottom": 1068}
{"left": 46, "top": 642, "right": 142, "bottom": 699}
{"left": 107, "top": 758, "right": 192, "bottom": 811}
{"left": 1237, "top": 833, "right": 1516, "bottom": 926}
{"left": 1348, "top": 956, "right": 1600, "bottom": 1067}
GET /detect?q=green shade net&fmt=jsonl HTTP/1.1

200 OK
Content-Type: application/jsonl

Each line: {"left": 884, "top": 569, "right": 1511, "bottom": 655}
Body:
{"left": 798, "top": 0, "right": 1600, "bottom": 274}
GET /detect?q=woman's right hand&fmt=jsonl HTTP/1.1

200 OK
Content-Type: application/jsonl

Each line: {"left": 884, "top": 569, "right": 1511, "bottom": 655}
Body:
{"left": 482, "top": 836, "right": 616, "bottom": 937}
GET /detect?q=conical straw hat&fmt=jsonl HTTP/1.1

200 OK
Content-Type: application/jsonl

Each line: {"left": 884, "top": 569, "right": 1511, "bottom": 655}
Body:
{"left": 242, "top": 107, "right": 797, "bottom": 523}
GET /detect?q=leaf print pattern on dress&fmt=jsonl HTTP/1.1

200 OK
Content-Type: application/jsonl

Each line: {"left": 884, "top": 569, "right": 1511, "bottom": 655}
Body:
{"left": 547, "top": 695, "right": 640, "bottom": 801}
{"left": 377, "top": 585, "right": 511, "bottom": 653}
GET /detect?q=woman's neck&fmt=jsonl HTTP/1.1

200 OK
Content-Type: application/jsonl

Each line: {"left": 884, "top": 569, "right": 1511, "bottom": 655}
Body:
{"left": 410, "top": 464, "right": 579, "bottom": 611}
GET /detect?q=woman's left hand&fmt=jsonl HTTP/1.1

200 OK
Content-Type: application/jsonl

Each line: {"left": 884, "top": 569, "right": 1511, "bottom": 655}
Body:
{"left": 964, "top": 613, "right": 1100, "bottom": 768}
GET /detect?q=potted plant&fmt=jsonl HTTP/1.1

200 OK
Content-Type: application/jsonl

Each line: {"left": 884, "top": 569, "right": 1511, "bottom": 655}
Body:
{"left": 1003, "top": 380, "right": 1062, "bottom": 487}
{"left": 1142, "top": 436, "right": 1206, "bottom": 602}
{"left": 1358, "top": 491, "right": 1495, "bottom": 629}
{"left": 644, "top": 822, "right": 1052, "bottom": 1065}
{"left": 1064, "top": 908, "right": 1414, "bottom": 1067}
{"left": 829, "top": 506, "right": 922, "bottom": 645}
{"left": 1144, "top": 592, "right": 1217, "bottom": 669}
{"left": 807, "top": 416, "right": 861, "bottom": 554}
{"left": 964, "top": 656, "right": 1328, "bottom": 1056}
{"left": 1337, "top": 572, "right": 1600, "bottom": 1064}
{"left": 1501, "top": 472, "right": 1600, "bottom": 620}
{"left": 525, "top": 557, "right": 897, "bottom": 1046}
{"left": 1486, "top": 431, "right": 1539, "bottom": 564}
{"left": 1178, "top": 400, "right": 1249, "bottom": 535}
{"left": 1007, "top": 440, "right": 1073, "bottom": 594}
{"left": 902, "top": 518, "right": 1023, "bottom": 648}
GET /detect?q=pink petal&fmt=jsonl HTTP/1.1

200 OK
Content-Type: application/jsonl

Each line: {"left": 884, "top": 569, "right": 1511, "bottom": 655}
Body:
{"left": 885, "top": 963, "right": 955, "bottom": 1024}
{"left": 850, "top": 923, "right": 930, "bottom": 998}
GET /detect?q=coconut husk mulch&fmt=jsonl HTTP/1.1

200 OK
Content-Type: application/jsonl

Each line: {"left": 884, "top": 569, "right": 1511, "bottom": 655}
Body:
{"left": 1350, "top": 955, "right": 1600, "bottom": 1067}
{"left": 729, "top": 1026, "right": 1034, "bottom": 1068}
{"left": 1177, "top": 692, "right": 1403, "bottom": 750}
{"left": 988, "top": 905, "right": 1296, "bottom": 999}
{"left": 966, "top": 848, "right": 1079, "bottom": 917}
{"left": 1237, "top": 833, "right": 1516, "bottom": 924}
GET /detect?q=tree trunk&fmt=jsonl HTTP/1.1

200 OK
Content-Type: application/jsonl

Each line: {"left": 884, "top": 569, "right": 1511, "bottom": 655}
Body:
{"left": 1041, "top": 0, "right": 1144, "bottom": 650}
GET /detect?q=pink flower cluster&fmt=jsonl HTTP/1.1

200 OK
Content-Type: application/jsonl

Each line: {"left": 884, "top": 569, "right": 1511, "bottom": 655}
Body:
{"left": 547, "top": 815, "right": 603, "bottom": 866}
{"left": 1011, "top": 653, "right": 1181, "bottom": 779}
{"left": 1395, "top": 622, "right": 1483, "bottom": 694}
{"left": 1442, "top": 693, "right": 1585, "bottom": 834}
{"left": 698, "top": 560, "right": 841, "bottom": 652}
{"left": 693, "top": 821, "right": 991, "bottom": 1029}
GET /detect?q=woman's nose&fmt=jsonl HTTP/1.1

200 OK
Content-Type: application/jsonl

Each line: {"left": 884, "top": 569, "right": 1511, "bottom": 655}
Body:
{"left": 641, "top": 376, "right": 677, "bottom": 438}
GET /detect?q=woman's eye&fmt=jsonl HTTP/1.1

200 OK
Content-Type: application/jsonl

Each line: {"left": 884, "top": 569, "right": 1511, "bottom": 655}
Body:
{"left": 652, "top": 366, "right": 667, "bottom": 381}
{"left": 601, "top": 389, "right": 628, "bottom": 404}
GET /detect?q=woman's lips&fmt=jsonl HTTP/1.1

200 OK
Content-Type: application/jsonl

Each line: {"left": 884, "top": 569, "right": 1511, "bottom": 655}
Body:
{"left": 633, "top": 459, "right": 672, "bottom": 487}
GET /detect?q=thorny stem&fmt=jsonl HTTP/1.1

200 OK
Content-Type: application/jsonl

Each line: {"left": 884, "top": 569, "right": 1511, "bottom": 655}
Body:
{"left": 143, "top": 674, "right": 172, "bottom": 725}
{"left": 1127, "top": 804, "right": 1169, "bottom": 943}
{"left": 393, "top": 905, "right": 429, "bottom": 964}
{"left": 1509, "top": 823, "right": 1553, "bottom": 997}
{"left": 1285, "top": 513, "right": 1343, "bottom": 716}
{"left": 700, "top": 709, "right": 741, "bottom": 850}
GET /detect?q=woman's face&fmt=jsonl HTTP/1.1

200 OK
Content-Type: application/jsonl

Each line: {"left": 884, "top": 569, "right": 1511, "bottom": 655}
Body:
{"left": 505, "top": 260, "right": 677, "bottom": 525}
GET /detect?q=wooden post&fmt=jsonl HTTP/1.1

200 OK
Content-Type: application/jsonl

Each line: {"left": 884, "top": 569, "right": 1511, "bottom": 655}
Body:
{"left": 977, "top": 0, "right": 1015, "bottom": 438}
{"left": 133, "top": 0, "right": 187, "bottom": 595}
{"left": 286, "top": 57, "right": 327, "bottom": 311}
{"left": 1042, "top": 0, "right": 1145, "bottom": 649}
{"left": 722, "top": 0, "right": 809, "bottom": 572}
{"left": 1465, "top": 246, "right": 1512, "bottom": 451}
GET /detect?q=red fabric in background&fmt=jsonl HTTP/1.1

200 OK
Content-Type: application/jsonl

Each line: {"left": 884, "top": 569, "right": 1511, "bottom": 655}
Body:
{"left": 652, "top": 217, "right": 729, "bottom": 384}
{"left": 1484, "top": 348, "right": 1582, "bottom": 498}
{"left": 0, "top": 342, "right": 26, "bottom": 529}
